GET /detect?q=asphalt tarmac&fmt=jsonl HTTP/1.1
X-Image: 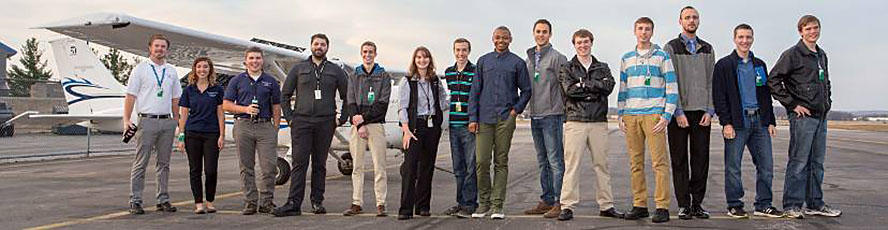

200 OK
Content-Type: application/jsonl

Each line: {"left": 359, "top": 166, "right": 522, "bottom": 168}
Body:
{"left": 1, "top": 124, "right": 886, "bottom": 229}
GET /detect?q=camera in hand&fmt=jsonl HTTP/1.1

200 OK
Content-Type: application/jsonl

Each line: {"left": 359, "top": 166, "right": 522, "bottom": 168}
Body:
{"left": 122, "top": 124, "right": 138, "bottom": 143}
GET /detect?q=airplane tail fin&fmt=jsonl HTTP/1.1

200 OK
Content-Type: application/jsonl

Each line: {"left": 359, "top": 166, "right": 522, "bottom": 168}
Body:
{"left": 49, "top": 38, "right": 126, "bottom": 115}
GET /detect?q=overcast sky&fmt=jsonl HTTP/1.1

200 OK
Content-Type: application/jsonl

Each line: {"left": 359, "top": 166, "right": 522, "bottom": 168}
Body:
{"left": 1, "top": 0, "right": 884, "bottom": 111}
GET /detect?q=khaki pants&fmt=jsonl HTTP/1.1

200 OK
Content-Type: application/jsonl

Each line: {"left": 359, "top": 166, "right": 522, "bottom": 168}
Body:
{"left": 233, "top": 120, "right": 278, "bottom": 207}
{"left": 349, "top": 123, "right": 388, "bottom": 206}
{"left": 560, "top": 121, "right": 614, "bottom": 211}
{"left": 623, "top": 114, "right": 671, "bottom": 209}
{"left": 476, "top": 114, "right": 516, "bottom": 211}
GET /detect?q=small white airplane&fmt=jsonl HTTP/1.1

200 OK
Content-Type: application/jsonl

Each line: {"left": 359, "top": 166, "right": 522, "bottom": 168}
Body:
{"left": 5, "top": 13, "right": 451, "bottom": 184}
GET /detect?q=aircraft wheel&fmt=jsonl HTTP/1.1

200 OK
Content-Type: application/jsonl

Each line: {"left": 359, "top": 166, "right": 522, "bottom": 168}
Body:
{"left": 337, "top": 152, "right": 353, "bottom": 176}
{"left": 275, "top": 157, "right": 291, "bottom": 185}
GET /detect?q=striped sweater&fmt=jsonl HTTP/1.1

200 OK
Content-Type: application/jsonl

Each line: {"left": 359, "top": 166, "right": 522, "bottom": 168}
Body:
{"left": 444, "top": 62, "right": 475, "bottom": 127}
{"left": 617, "top": 44, "right": 679, "bottom": 121}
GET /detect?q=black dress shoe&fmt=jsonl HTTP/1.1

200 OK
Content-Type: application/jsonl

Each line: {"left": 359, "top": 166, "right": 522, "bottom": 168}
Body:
{"left": 129, "top": 203, "right": 145, "bottom": 215}
{"left": 678, "top": 207, "right": 692, "bottom": 219}
{"left": 398, "top": 214, "right": 413, "bottom": 220}
{"left": 312, "top": 203, "right": 327, "bottom": 214}
{"left": 274, "top": 201, "right": 302, "bottom": 217}
{"left": 652, "top": 209, "right": 670, "bottom": 223}
{"left": 599, "top": 207, "right": 624, "bottom": 219}
{"left": 623, "top": 207, "right": 649, "bottom": 220}
{"left": 557, "top": 209, "right": 574, "bottom": 221}
{"left": 156, "top": 202, "right": 178, "bottom": 212}
{"left": 691, "top": 205, "right": 710, "bottom": 219}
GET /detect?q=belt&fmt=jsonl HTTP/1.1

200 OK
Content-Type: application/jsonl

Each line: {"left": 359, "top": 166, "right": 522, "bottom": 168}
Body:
{"left": 416, "top": 115, "right": 434, "bottom": 120}
{"left": 744, "top": 108, "right": 759, "bottom": 116}
{"left": 236, "top": 117, "right": 273, "bottom": 123}
{"left": 139, "top": 113, "right": 171, "bottom": 119}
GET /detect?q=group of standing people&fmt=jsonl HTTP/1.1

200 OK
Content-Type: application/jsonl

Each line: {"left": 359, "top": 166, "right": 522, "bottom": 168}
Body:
{"left": 120, "top": 5, "right": 841, "bottom": 223}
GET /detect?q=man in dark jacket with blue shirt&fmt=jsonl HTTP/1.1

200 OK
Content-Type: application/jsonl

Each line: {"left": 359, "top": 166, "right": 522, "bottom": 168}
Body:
{"left": 712, "top": 24, "right": 783, "bottom": 219}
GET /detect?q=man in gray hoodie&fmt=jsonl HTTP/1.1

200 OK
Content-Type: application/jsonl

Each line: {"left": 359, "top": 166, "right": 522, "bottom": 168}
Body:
{"left": 524, "top": 19, "right": 569, "bottom": 219}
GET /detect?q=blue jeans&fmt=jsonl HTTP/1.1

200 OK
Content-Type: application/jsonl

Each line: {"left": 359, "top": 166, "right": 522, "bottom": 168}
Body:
{"left": 530, "top": 115, "right": 565, "bottom": 205}
{"left": 449, "top": 125, "right": 477, "bottom": 209}
{"left": 783, "top": 112, "right": 828, "bottom": 210}
{"left": 724, "top": 114, "right": 774, "bottom": 210}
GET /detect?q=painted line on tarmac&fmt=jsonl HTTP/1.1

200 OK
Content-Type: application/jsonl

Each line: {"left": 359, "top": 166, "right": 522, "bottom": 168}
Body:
{"left": 26, "top": 153, "right": 451, "bottom": 230}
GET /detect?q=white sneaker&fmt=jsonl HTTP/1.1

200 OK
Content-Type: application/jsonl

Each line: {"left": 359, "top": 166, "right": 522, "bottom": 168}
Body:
{"left": 804, "top": 205, "right": 842, "bottom": 217}
{"left": 471, "top": 206, "right": 491, "bottom": 218}
{"left": 490, "top": 212, "right": 505, "bottom": 219}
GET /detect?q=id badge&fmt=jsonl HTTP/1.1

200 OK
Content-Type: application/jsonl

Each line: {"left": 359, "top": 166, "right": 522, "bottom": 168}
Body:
{"left": 314, "top": 90, "right": 322, "bottom": 100}
{"left": 367, "top": 91, "right": 376, "bottom": 103}
{"left": 426, "top": 118, "right": 433, "bottom": 128}
{"left": 534, "top": 71, "right": 540, "bottom": 82}
{"left": 455, "top": 103, "right": 462, "bottom": 112}
{"left": 818, "top": 68, "right": 825, "bottom": 81}
{"left": 156, "top": 90, "right": 163, "bottom": 99}
{"left": 644, "top": 77, "right": 651, "bottom": 86}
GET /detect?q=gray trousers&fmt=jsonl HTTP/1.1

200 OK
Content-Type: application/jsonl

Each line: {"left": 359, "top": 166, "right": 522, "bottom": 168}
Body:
{"left": 130, "top": 117, "right": 177, "bottom": 205}
{"left": 233, "top": 119, "right": 279, "bottom": 207}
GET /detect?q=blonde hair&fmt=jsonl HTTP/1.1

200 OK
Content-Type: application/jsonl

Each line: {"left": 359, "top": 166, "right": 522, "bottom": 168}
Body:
{"left": 188, "top": 57, "right": 217, "bottom": 86}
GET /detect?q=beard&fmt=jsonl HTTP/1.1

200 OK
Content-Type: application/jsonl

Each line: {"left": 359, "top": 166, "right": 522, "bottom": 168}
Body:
{"left": 685, "top": 26, "right": 698, "bottom": 34}
{"left": 312, "top": 49, "right": 327, "bottom": 59}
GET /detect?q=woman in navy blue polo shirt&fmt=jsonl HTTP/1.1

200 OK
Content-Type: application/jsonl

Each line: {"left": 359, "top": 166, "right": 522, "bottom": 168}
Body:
{"left": 176, "top": 57, "right": 225, "bottom": 214}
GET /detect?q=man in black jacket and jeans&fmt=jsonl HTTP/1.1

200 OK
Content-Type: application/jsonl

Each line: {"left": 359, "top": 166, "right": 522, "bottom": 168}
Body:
{"left": 275, "top": 33, "right": 349, "bottom": 217}
{"left": 556, "top": 29, "right": 623, "bottom": 221}
{"left": 712, "top": 24, "right": 783, "bottom": 219}
{"left": 768, "top": 15, "right": 841, "bottom": 219}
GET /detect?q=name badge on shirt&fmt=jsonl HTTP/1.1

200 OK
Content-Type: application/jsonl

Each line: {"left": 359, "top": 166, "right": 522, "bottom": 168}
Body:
{"left": 156, "top": 90, "right": 164, "bottom": 99}
{"left": 427, "top": 117, "right": 433, "bottom": 128}
{"left": 644, "top": 76, "right": 652, "bottom": 86}
{"left": 754, "top": 67, "right": 767, "bottom": 87}
{"left": 314, "top": 90, "right": 322, "bottom": 100}
{"left": 455, "top": 103, "right": 462, "bottom": 112}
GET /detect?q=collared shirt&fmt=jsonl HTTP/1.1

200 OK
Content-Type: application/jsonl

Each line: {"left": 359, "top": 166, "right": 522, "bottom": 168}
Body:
{"left": 125, "top": 61, "right": 182, "bottom": 115}
{"left": 398, "top": 77, "right": 449, "bottom": 124}
{"left": 179, "top": 84, "right": 224, "bottom": 132}
{"left": 468, "top": 50, "right": 532, "bottom": 124}
{"left": 680, "top": 33, "right": 697, "bottom": 54}
{"left": 444, "top": 62, "right": 475, "bottom": 127}
{"left": 223, "top": 72, "right": 281, "bottom": 118}
{"left": 736, "top": 56, "right": 759, "bottom": 109}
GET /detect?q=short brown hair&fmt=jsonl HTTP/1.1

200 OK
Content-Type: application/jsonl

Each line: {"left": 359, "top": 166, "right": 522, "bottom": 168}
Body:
{"left": 148, "top": 34, "right": 170, "bottom": 47}
{"left": 534, "top": 19, "right": 552, "bottom": 33}
{"left": 311, "top": 33, "right": 329, "bottom": 45}
{"left": 797, "top": 15, "right": 820, "bottom": 32}
{"left": 571, "top": 29, "right": 594, "bottom": 44}
{"left": 635, "top": 17, "right": 655, "bottom": 29}
{"left": 453, "top": 38, "right": 471, "bottom": 51}
{"left": 244, "top": 46, "right": 263, "bottom": 58}
{"left": 361, "top": 41, "right": 377, "bottom": 52}
{"left": 733, "top": 24, "right": 754, "bottom": 37}
{"left": 679, "top": 6, "right": 697, "bottom": 17}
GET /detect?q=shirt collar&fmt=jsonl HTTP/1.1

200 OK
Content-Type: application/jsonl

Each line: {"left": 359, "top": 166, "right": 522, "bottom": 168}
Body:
{"left": 794, "top": 39, "right": 821, "bottom": 56}
{"left": 495, "top": 49, "right": 511, "bottom": 58}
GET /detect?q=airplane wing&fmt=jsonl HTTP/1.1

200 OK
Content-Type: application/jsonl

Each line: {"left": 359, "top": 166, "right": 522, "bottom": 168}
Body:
{"left": 35, "top": 12, "right": 319, "bottom": 80}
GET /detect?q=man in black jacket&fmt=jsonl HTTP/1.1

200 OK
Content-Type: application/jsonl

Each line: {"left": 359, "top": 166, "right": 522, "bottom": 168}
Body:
{"left": 275, "top": 33, "right": 349, "bottom": 217}
{"left": 712, "top": 24, "right": 783, "bottom": 219}
{"left": 556, "top": 29, "right": 622, "bottom": 221}
{"left": 768, "top": 15, "right": 841, "bottom": 219}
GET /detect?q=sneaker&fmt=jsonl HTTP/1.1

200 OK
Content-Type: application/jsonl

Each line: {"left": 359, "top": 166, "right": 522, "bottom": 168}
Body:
{"left": 312, "top": 203, "right": 327, "bottom": 214}
{"left": 258, "top": 203, "right": 276, "bottom": 214}
{"left": 472, "top": 205, "right": 491, "bottom": 218}
{"left": 691, "top": 205, "right": 710, "bottom": 219}
{"left": 804, "top": 205, "right": 842, "bottom": 217}
{"left": 129, "top": 203, "right": 145, "bottom": 215}
{"left": 784, "top": 207, "right": 805, "bottom": 219}
{"left": 623, "top": 206, "right": 650, "bottom": 220}
{"left": 242, "top": 203, "right": 258, "bottom": 215}
{"left": 524, "top": 201, "right": 553, "bottom": 215}
{"left": 727, "top": 207, "right": 749, "bottom": 219}
{"left": 557, "top": 209, "right": 574, "bottom": 221}
{"left": 543, "top": 204, "right": 561, "bottom": 218}
{"left": 754, "top": 207, "right": 784, "bottom": 218}
{"left": 156, "top": 202, "right": 178, "bottom": 212}
{"left": 444, "top": 205, "right": 461, "bottom": 216}
{"left": 651, "top": 209, "right": 670, "bottom": 223}
{"left": 455, "top": 207, "right": 473, "bottom": 218}
{"left": 343, "top": 204, "right": 363, "bottom": 216}
{"left": 490, "top": 210, "right": 505, "bottom": 220}
{"left": 677, "top": 207, "right": 692, "bottom": 220}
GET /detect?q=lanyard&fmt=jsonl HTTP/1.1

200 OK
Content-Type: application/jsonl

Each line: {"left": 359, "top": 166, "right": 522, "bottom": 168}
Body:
{"left": 150, "top": 64, "right": 166, "bottom": 88}
{"left": 314, "top": 61, "right": 326, "bottom": 90}
{"left": 418, "top": 80, "right": 434, "bottom": 115}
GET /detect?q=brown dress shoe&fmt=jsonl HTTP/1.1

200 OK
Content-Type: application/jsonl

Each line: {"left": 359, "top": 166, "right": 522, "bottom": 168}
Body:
{"left": 377, "top": 205, "right": 388, "bottom": 217}
{"left": 343, "top": 204, "right": 363, "bottom": 216}
{"left": 543, "top": 204, "right": 562, "bottom": 218}
{"left": 524, "top": 201, "right": 553, "bottom": 215}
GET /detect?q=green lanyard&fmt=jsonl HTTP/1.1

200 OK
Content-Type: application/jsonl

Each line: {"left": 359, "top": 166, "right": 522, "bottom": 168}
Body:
{"left": 150, "top": 64, "right": 166, "bottom": 98}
